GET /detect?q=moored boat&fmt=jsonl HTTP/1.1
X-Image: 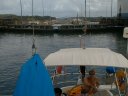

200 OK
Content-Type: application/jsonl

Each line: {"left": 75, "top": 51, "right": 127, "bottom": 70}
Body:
{"left": 44, "top": 48, "right": 128, "bottom": 96}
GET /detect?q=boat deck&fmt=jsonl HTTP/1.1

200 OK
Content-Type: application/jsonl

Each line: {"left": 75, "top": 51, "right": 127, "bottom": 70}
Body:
{"left": 94, "top": 90, "right": 112, "bottom": 96}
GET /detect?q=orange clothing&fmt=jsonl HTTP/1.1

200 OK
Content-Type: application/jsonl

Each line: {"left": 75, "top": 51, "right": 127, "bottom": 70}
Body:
{"left": 115, "top": 69, "right": 126, "bottom": 92}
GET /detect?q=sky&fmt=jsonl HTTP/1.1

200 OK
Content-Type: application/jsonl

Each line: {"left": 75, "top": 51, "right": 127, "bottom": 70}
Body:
{"left": 0, "top": 0, "right": 117, "bottom": 18}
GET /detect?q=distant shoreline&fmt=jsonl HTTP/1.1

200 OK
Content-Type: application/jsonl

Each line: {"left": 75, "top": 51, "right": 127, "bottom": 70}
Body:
{"left": 0, "top": 26, "right": 124, "bottom": 34}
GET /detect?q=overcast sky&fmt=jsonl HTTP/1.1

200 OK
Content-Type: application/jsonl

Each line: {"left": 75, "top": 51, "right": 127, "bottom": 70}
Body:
{"left": 0, "top": 0, "right": 117, "bottom": 18}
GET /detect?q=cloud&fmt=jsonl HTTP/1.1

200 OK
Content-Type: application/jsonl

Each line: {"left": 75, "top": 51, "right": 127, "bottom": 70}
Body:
{"left": 0, "top": 0, "right": 117, "bottom": 17}
{"left": 0, "top": 0, "right": 20, "bottom": 14}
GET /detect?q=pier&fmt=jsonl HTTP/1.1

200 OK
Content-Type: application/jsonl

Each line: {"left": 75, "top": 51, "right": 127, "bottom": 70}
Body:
{"left": 0, "top": 24, "right": 125, "bottom": 34}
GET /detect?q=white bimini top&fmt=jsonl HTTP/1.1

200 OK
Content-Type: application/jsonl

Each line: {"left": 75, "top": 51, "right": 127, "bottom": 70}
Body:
{"left": 44, "top": 48, "right": 128, "bottom": 68}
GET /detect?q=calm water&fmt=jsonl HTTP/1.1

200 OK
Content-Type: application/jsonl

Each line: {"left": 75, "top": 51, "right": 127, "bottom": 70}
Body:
{"left": 0, "top": 31, "right": 127, "bottom": 95}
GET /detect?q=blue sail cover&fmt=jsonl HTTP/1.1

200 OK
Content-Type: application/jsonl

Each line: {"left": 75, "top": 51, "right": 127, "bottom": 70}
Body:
{"left": 13, "top": 54, "right": 55, "bottom": 96}
{"left": 106, "top": 67, "right": 116, "bottom": 74}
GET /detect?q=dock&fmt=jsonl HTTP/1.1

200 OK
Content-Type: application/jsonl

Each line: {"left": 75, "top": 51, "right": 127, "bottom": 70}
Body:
{"left": 0, "top": 24, "right": 124, "bottom": 34}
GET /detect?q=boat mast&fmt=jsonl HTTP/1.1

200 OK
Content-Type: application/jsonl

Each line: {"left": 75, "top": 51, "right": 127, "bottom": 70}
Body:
{"left": 42, "top": 0, "right": 44, "bottom": 17}
{"left": 106, "top": 0, "right": 108, "bottom": 22}
{"left": 81, "top": 3, "right": 83, "bottom": 18}
{"left": 84, "top": 0, "right": 86, "bottom": 20}
{"left": 83, "top": 0, "right": 87, "bottom": 49}
{"left": 32, "top": 0, "right": 36, "bottom": 55}
{"left": 20, "top": 0, "right": 23, "bottom": 25}
{"left": 89, "top": 0, "right": 91, "bottom": 29}
{"left": 79, "top": 0, "right": 87, "bottom": 78}
{"left": 32, "top": 0, "right": 34, "bottom": 37}
{"left": 32, "top": 0, "right": 33, "bottom": 18}
{"left": 111, "top": 0, "right": 113, "bottom": 17}
{"left": 77, "top": 12, "right": 79, "bottom": 24}
{"left": 89, "top": 0, "right": 90, "bottom": 18}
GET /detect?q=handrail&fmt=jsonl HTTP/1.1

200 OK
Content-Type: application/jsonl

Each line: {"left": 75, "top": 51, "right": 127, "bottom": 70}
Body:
{"left": 51, "top": 72, "right": 105, "bottom": 78}
{"left": 51, "top": 72, "right": 81, "bottom": 78}
{"left": 53, "top": 81, "right": 77, "bottom": 85}
{"left": 51, "top": 72, "right": 106, "bottom": 87}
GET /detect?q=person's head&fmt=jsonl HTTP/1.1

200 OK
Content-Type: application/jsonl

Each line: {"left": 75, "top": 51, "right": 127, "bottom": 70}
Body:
{"left": 54, "top": 88, "right": 62, "bottom": 96}
{"left": 89, "top": 69, "right": 96, "bottom": 76}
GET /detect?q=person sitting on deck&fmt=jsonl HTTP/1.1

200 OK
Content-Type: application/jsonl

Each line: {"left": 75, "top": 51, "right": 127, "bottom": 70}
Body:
{"left": 115, "top": 69, "right": 126, "bottom": 93}
{"left": 80, "top": 66, "right": 86, "bottom": 82}
{"left": 54, "top": 88, "right": 62, "bottom": 96}
{"left": 82, "top": 69, "right": 100, "bottom": 96}
{"left": 77, "top": 66, "right": 86, "bottom": 85}
{"left": 54, "top": 88, "right": 67, "bottom": 96}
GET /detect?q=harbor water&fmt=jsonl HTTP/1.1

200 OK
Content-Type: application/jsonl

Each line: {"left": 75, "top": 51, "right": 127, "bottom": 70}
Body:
{"left": 0, "top": 31, "right": 127, "bottom": 95}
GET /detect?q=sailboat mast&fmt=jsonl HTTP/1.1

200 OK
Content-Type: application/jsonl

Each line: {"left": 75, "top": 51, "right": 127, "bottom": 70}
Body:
{"left": 83, "top": 0, "right": 87, "bottom": 49}
{"left": 20, "top": 0, "right": 23, "bottom": 25}
{"left": 106, "top": 0, "right": 107, "bottom": 17}
{"left": 32, "top": 0, "right": 34, "bottom": 36}
{"left": 77, "top": 12, "right": 79, "bottom": 24}
{"left": 89, "top": 0, "right": 90, "bottom": 18}
{"left": 111, "top": 0, "right": 113, "bottom": 17}
{"left": 32, "top": 0, "right": 33, "bottom": 17}
{"left": 42, "top": 0, "right": 44, "bottom": 16}
{"left": 85, "top": 0, "right": 86, "bottom": 19}
{"left": 31, "top": 0, "right": 36, "bottom": 55}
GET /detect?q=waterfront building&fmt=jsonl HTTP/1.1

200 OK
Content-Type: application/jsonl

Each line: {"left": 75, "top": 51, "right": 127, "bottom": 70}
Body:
{"left": 0, "top": 19, "right": 2, "bottom": 25}
{"left": 0, "top": 18, "right": 16, "bottom": 25}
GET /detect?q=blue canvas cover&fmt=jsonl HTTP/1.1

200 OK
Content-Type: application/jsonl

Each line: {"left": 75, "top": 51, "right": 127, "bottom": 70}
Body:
{"left": 106, "top": 67, "right": 116, "bottom": 74}
{"left": 13, "top": 54, "right": 55, "bottom": 96}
